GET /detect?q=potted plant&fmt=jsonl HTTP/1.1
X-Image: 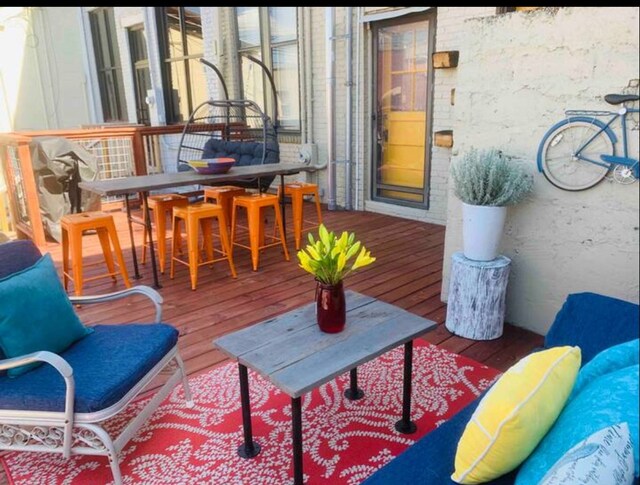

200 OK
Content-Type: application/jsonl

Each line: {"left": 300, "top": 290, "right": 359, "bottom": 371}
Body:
{"left": 297, "top": 224, "right": 376, "bottom": 333}
{"left": 451, "top": 148, "right": 533, "bottom": 261}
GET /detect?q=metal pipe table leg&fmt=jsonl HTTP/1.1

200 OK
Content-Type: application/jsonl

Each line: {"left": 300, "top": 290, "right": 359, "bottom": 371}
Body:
{"left": 344, "top": 367, "right": 364, "bottom": 400}
{"left": 291, "top": 396, "right": 304, "bottom": 485}
{"left": 237, "top": 364, "right": 261, "bottom": 458}
{"left": 141, "top": 191, "right": 162, "bottom": 289}
{"left": 395, "top": 340, "right": 417, "bottom": 434}
{"left": 124, "top": 194, "right": 141, "bottom": 279}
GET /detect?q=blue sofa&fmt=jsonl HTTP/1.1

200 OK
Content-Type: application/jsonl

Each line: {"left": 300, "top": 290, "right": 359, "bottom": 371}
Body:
{"left": 364, "top": 292, "right": 640, "bottom": 484}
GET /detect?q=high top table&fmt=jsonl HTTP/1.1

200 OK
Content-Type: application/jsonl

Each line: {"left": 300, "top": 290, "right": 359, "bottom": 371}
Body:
{"left": 79, "top": 163, "right": 319, "bottom": 288}
{"left": 214, "top": 290, "right": 437, "bottom": 485}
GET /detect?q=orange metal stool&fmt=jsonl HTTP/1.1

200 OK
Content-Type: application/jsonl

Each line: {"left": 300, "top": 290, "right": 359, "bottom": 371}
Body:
{"left": 61, "top": 211, "right": 131, "bottom": 296}
{"left": 231, "top": 193, "right": 290, "bottom": 271}
{"left": 203, "top": 186, "right": 246, "bottom": 228}
{"left": 141, "top": 193, "right": 189, "bottom": 273}
{"left": 170, "top": 203, "right": 237, "bottom": 290}
{"left": 277, "top": 182, "right": 323, "bottom": 250}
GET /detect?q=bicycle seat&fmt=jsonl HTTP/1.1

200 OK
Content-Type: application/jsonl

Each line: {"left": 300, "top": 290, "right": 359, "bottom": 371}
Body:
{"left": 604, "top": 94, "right": 640, "bottom": 105}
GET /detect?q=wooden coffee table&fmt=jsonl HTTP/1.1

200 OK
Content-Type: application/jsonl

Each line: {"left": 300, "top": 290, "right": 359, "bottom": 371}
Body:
{"left": 213, "top": 290, "right": 437, "bottom": 484}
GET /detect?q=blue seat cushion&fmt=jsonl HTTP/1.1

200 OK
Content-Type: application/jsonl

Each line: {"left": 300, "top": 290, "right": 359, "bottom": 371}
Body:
{"left": 0, "top": 240, "right": 42, "bottom": 279}
{"left": 545, "top": 292, "right": 639, "bottom": 365}
{"left": 0, "top": 323, "right": 178, "bottom": 413}
{"left": 362, "top": 389, "right": 517, "bottom": 485}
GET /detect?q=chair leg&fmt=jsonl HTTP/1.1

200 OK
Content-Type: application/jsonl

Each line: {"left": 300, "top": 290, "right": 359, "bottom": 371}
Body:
{"left": 292, "top": 192, "right": 304, "bottom": 251}
{"left": 141, "top": 206, "right": 149, "bottom": 265}
{"left": 230, "top": 201, "right": 238, "bottom": 250}
{"left": 175, "top": 353, "right": 194, "bottom": 408}
{"left": 273, "top": 204, "right": 290, "bottom": 262}
{"left": 170, "top": 216, "right": 180, "bottom": 280}
{"left": 187, "top": 217, "right": 200, "bottom": 290}
{"left": 107, "top": 219, "right": 131, "bottom": 289}
{"left": 97, "top": 227, "right": 117, "bottom": 282}
{"left": 155, "top": 207, "right": 167, "bottom": 274}
{"left": 200, "top": 218, "right": 214, "bottom": 267}
{"left": 62, "top": 226, "right": 70, "bottom": 291}
{"left": 248, "top": 205, "right": 261, "bottom": 271}
{"left": 69, "top": 226, "right": 84, "bottom": 297}
{"left": 217, "top": 212, "right": 237, "bottom": 278}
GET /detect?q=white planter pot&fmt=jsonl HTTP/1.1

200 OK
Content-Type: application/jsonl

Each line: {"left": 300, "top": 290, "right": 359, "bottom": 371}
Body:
{"left": 462, "top": 203, "right": 507, "bottom": 261}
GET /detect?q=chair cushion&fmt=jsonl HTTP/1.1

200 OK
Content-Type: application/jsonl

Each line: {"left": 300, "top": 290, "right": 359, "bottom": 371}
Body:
{"left": 0, "top": 253, "right": 93, "bottom": 377}
{"left": 0, "top": 323, "right": 179, "bottom": 413}
{"left": 452, "top": 346, "right": 581, "bottom": 484}
{"left": 516, "top": 340, "right": 639, "bottom": 484}
{"left": 0, "top": 240, "right": 42, "bottom": 279}
{"left": 545, "top": 292, "right": 639, "bottom": 365}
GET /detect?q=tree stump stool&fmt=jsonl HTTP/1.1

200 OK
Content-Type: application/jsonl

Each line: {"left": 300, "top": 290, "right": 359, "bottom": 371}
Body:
{"left": 445, "top": 252, "right": 511, "bottom": 340}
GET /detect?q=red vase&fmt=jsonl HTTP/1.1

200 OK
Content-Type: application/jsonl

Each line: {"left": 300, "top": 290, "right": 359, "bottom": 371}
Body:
{"left": 315, "top": 281, "right": 346, "bottom": 333}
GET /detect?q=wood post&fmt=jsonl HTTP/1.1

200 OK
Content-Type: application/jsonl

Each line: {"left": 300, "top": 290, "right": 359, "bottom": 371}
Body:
{"left": 445, "top": 252, "right": 511, "bottom": 340}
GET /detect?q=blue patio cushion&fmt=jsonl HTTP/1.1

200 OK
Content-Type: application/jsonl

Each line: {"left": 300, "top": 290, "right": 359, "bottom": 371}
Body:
{"left": 0, "top": 323, "right": 178, "bottom": 413}
{"left": 202, "top": 139, "right": 279, "bottom": 167}
{"left": 0, "top": 240, "right": 42, "bottom": 280}
{"left": 544, "top": 292, "right": 639, "bottom": 365}
{"left": 362, "top": 389, "right": 518, "bottom": 485}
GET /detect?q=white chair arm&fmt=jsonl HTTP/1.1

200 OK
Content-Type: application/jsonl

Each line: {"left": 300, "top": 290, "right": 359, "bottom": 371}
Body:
{"left": 69, "top": 286, "right": 164, "bottom": 323}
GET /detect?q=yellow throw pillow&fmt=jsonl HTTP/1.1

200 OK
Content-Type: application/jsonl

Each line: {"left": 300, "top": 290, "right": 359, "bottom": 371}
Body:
{"left": 451, "top": 346, "right": 581, "bottom": 484}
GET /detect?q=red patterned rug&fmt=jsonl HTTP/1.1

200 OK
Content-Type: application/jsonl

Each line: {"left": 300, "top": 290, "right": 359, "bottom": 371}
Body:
{"left": 1, "top": 340, "right": 499, "bottom": 485}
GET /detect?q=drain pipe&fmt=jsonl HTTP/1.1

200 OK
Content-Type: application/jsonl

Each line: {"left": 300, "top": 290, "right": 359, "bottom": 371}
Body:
{"left": 344, "top": 7, "right": 353, "bottom": 210}
{"left": 326, "top": 7, "right": 337, "bottom": 210}
{"left": 354, "top": 7, "right": 362, "bottom": 211}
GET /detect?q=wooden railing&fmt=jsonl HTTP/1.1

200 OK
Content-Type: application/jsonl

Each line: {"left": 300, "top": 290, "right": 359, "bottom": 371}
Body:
{"left": 0, "top": 124, "right": 186, "bottom": 246}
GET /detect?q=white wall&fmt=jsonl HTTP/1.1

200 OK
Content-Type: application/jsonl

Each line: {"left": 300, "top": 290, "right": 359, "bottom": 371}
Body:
{"left": 442, "top": 7, "right": 640, "bottom": 335}
{"left": 0, "top": 7, "right": 91, "bottom": 131}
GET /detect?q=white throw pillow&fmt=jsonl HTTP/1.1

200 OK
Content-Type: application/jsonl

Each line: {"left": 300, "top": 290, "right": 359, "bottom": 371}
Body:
{"left": 539, "top": 423, "right": 635, "bottom": 485}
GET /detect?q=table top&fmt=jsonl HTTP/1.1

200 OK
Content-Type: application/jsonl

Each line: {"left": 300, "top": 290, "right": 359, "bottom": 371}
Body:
{"left": 79, "top": 163, "right": 319, "bottom": 196}
{"left": 213, "top": 290, "right": 437, "bottom": 398}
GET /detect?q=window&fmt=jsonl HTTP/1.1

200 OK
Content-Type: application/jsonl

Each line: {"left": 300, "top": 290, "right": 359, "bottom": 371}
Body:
{"left": 128, "top": 26, "right": 151, "bottom": 125}
{"left": 156, "top": 7, "right": 206, "bottom": 123}
{"left": 89, "top": 8, "right": 127, "bottom": 122}
{"left": 235, "top": 7, "right": 301, "bottom": 131}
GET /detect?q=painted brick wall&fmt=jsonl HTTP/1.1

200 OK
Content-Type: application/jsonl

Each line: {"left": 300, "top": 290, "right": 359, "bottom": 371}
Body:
{"left": 441, "top": 7, "right": 640, "bottom": 335}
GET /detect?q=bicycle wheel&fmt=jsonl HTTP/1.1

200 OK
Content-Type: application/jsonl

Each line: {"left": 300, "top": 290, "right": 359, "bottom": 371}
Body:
{"left": 539, "top": 120, "right": 614, "bottom": 191}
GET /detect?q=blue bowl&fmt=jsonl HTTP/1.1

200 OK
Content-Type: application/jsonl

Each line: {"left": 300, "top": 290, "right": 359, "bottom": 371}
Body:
{"left": 188, "top": 158, "right": 236, "bottom": 175}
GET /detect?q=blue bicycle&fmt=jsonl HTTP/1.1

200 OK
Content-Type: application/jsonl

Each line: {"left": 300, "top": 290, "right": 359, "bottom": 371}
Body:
{"left": 537, "top": 93, "right": 639, "bottom": 190}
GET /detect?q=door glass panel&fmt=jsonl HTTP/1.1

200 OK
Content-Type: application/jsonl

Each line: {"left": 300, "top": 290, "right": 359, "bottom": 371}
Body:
{"left": 269, "top": 7, "right": 297, "bottom": 43}
{"left": 375, "top": 20, "right": 430, "bottom": 205}
{"left": 272, "top": 43, "right": 300, "bottom": 130}
{"left": 241, "top": 48, "right": 264, "bottom": 109}
{"left": 237, "top": 7, "right": 260, "bottom": 49}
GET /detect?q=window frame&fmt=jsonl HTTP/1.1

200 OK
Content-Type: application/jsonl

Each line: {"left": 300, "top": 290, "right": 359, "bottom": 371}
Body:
{"left": 234, "top": 7, "right": 302, "bottom": 134}
{"left": 88, "top": 7, "right": 127, "bottom": 123}
{"left": 156, "top": 7, "right": 204, "bottom": 125}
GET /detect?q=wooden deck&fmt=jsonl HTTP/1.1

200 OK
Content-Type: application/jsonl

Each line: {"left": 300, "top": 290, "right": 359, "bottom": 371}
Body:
{"left": 0, "top": 204, "right": 544, "bottom": 484}
{"left": 45, "top": 204, "right": 543, "bottom": 375}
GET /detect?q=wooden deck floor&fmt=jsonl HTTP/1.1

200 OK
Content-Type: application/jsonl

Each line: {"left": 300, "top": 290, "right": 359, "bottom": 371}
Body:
{"left": 44, "top": 204, "right": 543, "bottom": 375}
{"left": 0, "top": 204, "right": 544, "bottom": 484}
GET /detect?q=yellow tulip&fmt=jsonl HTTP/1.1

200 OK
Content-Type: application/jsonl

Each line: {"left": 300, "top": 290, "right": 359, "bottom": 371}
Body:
{"left": 337, "top": 252, "right": 346, "bottom": 272}
{"left": 306, "top": 244, "right": 321, "bottom": 260}
{"left": 352, "top": 247, "right": 375, "bottom": 270}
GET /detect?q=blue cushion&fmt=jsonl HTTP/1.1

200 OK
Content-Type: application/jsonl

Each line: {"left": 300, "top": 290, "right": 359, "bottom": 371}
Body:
{"left": 0, "top": 240, "right": 42, "bottom": 279}
{"left": 516, "top": 340, "right": 639, "bottom": 484}
{"left": 362, "top": 391, "right": 517, "bottom": 485}
{"left": 0, "top": 253, "right": 93, "bottom": 377}
{"left": 0, "top": 324, "right": 178, "bottom": 413}
{"left": 545, "top": 292, "right": 639, "bottom": 365}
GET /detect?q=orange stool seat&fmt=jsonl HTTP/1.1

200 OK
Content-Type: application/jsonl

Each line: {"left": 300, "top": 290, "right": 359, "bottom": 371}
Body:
{"left": 203, "top": 186, "right": 246, "bottom": 228}
{"left": 276, "top": 182, "right": 323, "bottom": 250}
{"left": 231, "top": 193, "right": 290, "bottom": 271}
{"left": 170, "top": 203, "right": 236, "bottom": 290}
{"left": 61, "top": 211, "right": 131, "bottom": 296}
{"left": 142, "top": 193, "right": 189, "bottom": 274}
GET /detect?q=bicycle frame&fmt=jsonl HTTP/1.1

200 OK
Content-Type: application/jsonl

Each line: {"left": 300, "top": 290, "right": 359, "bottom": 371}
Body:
{"left": 567, "top": 107, "right": 640, "bottom": 171}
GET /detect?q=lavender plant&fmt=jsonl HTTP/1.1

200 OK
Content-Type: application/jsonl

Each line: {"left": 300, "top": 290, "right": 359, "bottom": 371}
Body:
{"left": 451, "top": 148, "right": 533, "bottom": 206}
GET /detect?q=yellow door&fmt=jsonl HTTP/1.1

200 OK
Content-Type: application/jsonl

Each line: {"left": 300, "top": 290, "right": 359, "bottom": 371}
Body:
{"left": 375, "top": 19, "right": 431, "bottom": 205}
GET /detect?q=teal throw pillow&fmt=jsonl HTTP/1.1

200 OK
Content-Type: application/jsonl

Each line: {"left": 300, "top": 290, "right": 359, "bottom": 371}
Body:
{"left": 0, "top": 253, "right": 93, "bottom": 377}
{"left": 516, "top": 339, "right": 640, "bottom": 484}
{"left": 539, "top": 423, "right": 635, "bottom": 485}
